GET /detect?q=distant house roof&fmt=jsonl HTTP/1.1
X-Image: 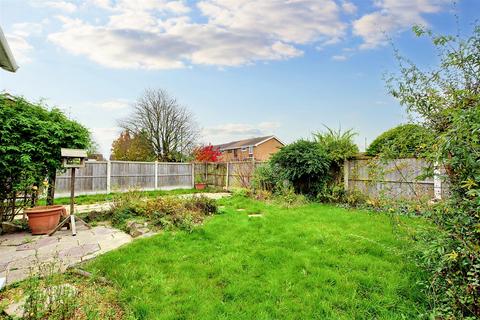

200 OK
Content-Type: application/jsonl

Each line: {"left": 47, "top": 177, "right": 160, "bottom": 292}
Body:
{"left": 214, "top": 135, "right": 284, "bottom": 151}
{"left": 0, "top": 26, "right": 18, "bottom": 72}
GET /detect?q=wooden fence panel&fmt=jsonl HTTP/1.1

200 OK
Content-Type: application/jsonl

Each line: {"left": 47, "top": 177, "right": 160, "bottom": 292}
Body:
{"left": 55, "top": 158, "right": 445, "bottom": 200}
{"left": 56, "top": 161, "right": 108, "bottom": 196}
{"left": 110, "top": 161, "right": 155, "bottom": 191}
{"left": 207, "top": 163, "right": 227, "bottom": 187}
{"left": 345, "top": 158, "right": 445, "bottom": 200}
{"left": 55, "top": 161, "right": 194, "bottom": 197}
{"left": 227, "top": 161, "right": 257, "bottom": 188}
{"left": 157, "top": 163, "right": 193, "bottom": 189}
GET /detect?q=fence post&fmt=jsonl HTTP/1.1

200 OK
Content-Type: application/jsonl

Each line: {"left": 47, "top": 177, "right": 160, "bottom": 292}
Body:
{"left": 433, "top": 162, "right": 442, "bottom": 200}
{"left": 205, "top": 162, "right": 208, "bottom": 184}
{"left": 154, "top": 161, "right": 158, "bottom": 189}
{"left": 106, "top": 161, "right": 111, "bottom": 194}
{"left": 343, "top": 160, "right": 349, "bottom": 191}
{"left": 225, "top": 162, "right": 230, "bottom": 190}
{"left": 191, "top": 163, "right": 195, "bottom": 188}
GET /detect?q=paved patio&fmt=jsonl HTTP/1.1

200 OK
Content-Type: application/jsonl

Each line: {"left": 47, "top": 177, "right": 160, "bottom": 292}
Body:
{"left": 0, "top": 224, "right": 132, "bottom": 286}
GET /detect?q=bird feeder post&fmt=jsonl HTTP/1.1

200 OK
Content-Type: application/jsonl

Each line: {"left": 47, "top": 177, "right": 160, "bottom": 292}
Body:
{"left": 49, "top": 148, "right": 90, "bottom": 236}
{"left": 69, "top": 167, "right": 77, "bottom": 235}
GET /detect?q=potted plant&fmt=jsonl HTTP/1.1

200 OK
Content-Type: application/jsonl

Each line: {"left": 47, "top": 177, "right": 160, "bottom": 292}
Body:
{"left": 24, "top": 205, "right": 66, "bottom": 235}
{"left": 194, "top": 176, "right": 207, "bottom": 190}
{"left": 24, "top": 180, "right": 66, "bottom": 235}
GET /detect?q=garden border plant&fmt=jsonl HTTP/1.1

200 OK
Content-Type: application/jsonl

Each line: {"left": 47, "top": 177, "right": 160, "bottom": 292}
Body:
{"left": 252, "top": 127, "right": 358, "bottom": 203}
{"left": 384, "top": 23, "right": 480, "bottom": 318}
{"left": 0, "top": 94, "right": 91, "bottom": 225}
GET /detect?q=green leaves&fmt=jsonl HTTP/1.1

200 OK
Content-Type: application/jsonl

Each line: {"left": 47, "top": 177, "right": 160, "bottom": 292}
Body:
{"left": 0, "top": 94, "right": 91, "bottom": 221}
{"left": 366, "top": 124, "right": 435, "bottom": 159}
{"left": 313, "top": 127, "right": 358, "bottom": 164}
{"left": 389, "top": 22, "right": 480, "bottom": 318}
{"left": 270, "top": 139, "right": 331, "bottom": 196}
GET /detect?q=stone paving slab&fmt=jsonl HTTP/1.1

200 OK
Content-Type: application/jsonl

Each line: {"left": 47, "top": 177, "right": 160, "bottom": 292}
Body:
{"left": 0, "top": 225, "right": 132, "bottom": 285}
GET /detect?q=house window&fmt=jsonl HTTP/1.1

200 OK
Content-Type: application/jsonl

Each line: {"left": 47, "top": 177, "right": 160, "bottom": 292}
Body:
{"left": 248, "top": 146, "right": 253, "bottom": 155}
{"left": 241, "top": 147, "right": 247, "bottom": 152}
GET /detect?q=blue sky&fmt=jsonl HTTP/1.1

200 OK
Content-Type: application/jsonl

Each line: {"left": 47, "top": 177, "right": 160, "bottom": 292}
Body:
{"left": 1, "top": 0, "right": 479, "bottom": 156}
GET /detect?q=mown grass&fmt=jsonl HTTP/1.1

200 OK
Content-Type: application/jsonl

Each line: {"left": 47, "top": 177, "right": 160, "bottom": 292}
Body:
{"left": 38, "top": 188, "right": 214, "bottom": 206}
{"left": 86, "top": 195, "right": 428, "bottom": 319}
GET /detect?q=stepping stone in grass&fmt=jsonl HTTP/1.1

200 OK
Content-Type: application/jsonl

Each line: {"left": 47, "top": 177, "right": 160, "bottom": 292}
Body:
{"left": 248, "top": 214, "right": 263, "bottom": 218}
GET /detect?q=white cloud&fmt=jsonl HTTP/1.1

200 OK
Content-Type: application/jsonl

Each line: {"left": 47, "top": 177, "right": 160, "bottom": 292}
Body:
{"left": 4, "top": 22, "right": 44, "bottom": 64}
{"left": 90, "top": 127, "right": 120, "bottom": 157}
{"left": 44, "top": 1, "right": 77, "bottom": 13}
{"left": 332, "top": 54, "right": 348, "bottom": 61}
{"left": 91, "top": 99, "right": 131, "bottom": 110}
{"left": 198, "top": 0, "right": 345, "bottom": 44}
{"left": 48, "top": 0, "right": 345, "bottom": 69}
{"left": 353, "top": 0, "right": 449, "bottom": 49}
{"left": 341, "top": 1, "right": 357, "bottom": 15}
{"left": 202, "top": 122, "right": 281, "bottom": 144}
{"left": 5, "top": 34, "right": 33, "bottom": 64}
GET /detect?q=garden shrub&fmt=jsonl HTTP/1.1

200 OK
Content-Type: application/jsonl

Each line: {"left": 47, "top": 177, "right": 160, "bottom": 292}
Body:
{"left": 272, "top": 185, "right": 308, "bottom": 208}
{"left": 252, "top": 129, "right": 358, "bottom": 203}
{"left": 366, "top": 124, "right": 434, "bottom": 158}
{"left": 313, "top": 127, "right": 358, "bottom": 201}
{"left": 314, "top": 127, "right": 358, "bottom": 165}
{"left": 231, "top": 188, "right": 253, "bottom": 198}
{"left": 252, "top": 163, "right": 281, "bottom": 192}
{"left": 99, "top": 192, "right": 219, "bottom": 232}
{"left": 184, "top": 195, "right": 218, "bottom": 216}
{"left": 253, "top": 189, "right": 273, "bottom": 201}
{"left": 386, "top": 24, "right": 480, "bottom": 318}
{"left": 270, "top": 139, "right": 331, "bottom": 197}
{"left": 0, "top": 94, "right": 91, "bottom": 222}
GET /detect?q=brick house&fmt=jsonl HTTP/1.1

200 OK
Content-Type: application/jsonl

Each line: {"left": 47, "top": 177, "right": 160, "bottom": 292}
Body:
{"left": 214, "top": 136, "right": 285, "bottom": 162}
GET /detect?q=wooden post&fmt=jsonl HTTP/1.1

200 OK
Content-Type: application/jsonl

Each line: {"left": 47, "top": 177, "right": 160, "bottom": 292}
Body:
{"left": 69, "top": 168, "right": 77, "bottom": 236}
{"left": 154, "top": 161, "right": 158, "bottom": 189}
{"left": 205, "top": 162, "right": 208, "bottom": 184}
{"left": 225, "top": 162, "right": 230, "bottom": 190}
{"left": 343, "top": 160, "right": 349, "bottom": 191}
{"left": 106, "top": 161, "right": 111, "bottom": 194}
{"left": 191, "top": 163, "right": 195, "bottom": 188}
{"left": 70, "top": 168, "right": 75, "bottom": 217}
{"left": 49, "top": 166, "right": 90, "bottom": 237}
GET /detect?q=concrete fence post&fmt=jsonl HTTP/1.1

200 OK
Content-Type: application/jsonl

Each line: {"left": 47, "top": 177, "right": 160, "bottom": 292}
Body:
{"left": 154, "top": 161, "right": 158, "bottom": 189}
{"left": 225, "top": 162, "right": 230, "bottom": 190}
{"left": 343, "top": 160, "right": 349, "bottom": 191}
{"left": 433, "top": 162, "right": 442, "bottom": 200}
{"left": 106, "top": 161, "right": 111, "bottom": 194}
{"left": 191, "top": 163, "right": 195, "bottom": 188}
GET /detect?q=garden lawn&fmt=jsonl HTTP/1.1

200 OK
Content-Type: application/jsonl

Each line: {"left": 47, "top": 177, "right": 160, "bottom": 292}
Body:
{"left": 86, "top": 196, "right": 427, "bottom": 320}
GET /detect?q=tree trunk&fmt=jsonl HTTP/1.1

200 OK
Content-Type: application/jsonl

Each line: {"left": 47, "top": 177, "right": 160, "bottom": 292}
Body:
{"left": 46, "top": 172, "right": 56, "bottom": 205}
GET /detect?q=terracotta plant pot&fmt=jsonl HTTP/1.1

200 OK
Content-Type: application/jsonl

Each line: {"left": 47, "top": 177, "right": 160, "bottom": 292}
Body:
{"left": 195, "top": 183, "right": 207, "bottom": 190}
{"left": 24, "top": 205, "right": 65, "bottom": 235}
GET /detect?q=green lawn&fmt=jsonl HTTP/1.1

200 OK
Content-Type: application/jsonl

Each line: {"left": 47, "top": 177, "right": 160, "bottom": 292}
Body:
{"left": 39, "top": 188, "right": 213, "bottom": 206}
{"left": 86, "top": 196, "right": 427, "bottom": 320}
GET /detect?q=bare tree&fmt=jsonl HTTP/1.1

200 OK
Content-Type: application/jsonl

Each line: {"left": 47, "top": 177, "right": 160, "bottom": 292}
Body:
{"left": 120, "top": 89, "right": 199, "bottom": 162}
